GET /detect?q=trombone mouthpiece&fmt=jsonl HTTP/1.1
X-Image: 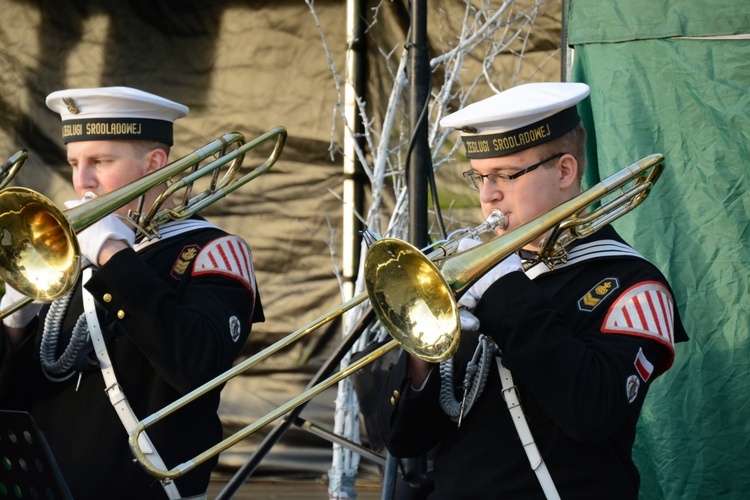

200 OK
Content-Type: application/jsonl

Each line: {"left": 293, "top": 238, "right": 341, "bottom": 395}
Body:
{"left": 486, "top": 209, "right": 508, "bottom": 230}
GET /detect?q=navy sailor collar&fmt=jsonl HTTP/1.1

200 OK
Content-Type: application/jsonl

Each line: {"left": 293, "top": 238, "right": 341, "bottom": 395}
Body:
{"left": 134, "top": 216, "right": 221, "bottom": 252}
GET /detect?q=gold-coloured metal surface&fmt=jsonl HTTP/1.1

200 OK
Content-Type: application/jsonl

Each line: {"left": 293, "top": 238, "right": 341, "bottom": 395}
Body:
{"left": 131, "top": 337, "right": 399, "bottom": 479}
{"left": 0, "top": 127, "right": 287, "bottom": 315}
{"left": 364, "top": 239, "right": 459, "bottom": 363}
{"left": 0, "top": 188, "right": 80, "bottom": 300}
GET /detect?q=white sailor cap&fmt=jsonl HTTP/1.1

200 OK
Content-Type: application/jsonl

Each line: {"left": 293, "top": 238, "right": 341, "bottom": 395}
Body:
{"left": 440, "top": 82, "right": 590, "bottom": 159}
{"left": 46, "top": 86, "right": 189, "bottom": 145}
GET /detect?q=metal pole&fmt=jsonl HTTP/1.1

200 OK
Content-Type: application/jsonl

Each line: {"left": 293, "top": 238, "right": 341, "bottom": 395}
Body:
{"left": 380, "top": 453, "right": 398, "bottom": 500}
{"left": 561, "top": 0, "right": 572, "bottom": 82}
{"left": 329, "top": 0, "right": 369, "bottom": 497}
{"left": 343, "top": 0, "right": 367, "bottom": 301}
{"left": 408, "top": 0, "right": 430, "bottom": 249}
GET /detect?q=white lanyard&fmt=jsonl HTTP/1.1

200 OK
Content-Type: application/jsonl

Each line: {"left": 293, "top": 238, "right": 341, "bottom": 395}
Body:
{"left": 496, "top": 357, "right": 560, "bottom": 500}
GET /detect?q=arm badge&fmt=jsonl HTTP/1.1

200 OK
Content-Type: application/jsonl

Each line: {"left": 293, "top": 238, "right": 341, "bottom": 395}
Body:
{"left": 578, "top": 278, "right": 619, "bottom": 312}
{"left": 602, "top": 281, "right": 676, "bottom": 350}
{"left": 171, "top": 245, "right": 199, "bottom": 279}
{"left": 192, "top": 235, "right": 255, "bottom": 291}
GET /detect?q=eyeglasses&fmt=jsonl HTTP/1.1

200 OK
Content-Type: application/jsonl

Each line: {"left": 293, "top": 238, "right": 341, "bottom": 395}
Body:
{"left": 462, "top": 153, "right": 565, "bottom": 191}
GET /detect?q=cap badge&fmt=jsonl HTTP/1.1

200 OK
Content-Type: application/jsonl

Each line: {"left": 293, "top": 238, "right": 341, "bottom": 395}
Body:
{"left": 62, "top": 97, "right": 80, "bottom": 115}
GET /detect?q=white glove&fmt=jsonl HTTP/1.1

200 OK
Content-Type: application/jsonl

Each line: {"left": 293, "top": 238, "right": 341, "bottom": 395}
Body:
{"left": 459, "top": 308, "right": 480, "bottom": 332}
{"left": 63, "top": 192, "right": 97, "bottom": 210}
{"left": 457, "top": 235, "right": 482, "bottom": 254}
{"left": 65, "top": 194, "right": 135, "bottom": 266}
{"left": 1, "top": 283, "right": 44, "bottom": 329}
{"left": 457, "top": 236, "right": 523, "bottom": 311}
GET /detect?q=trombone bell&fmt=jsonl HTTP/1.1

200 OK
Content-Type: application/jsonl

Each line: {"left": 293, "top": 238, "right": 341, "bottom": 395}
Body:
{"left": 364, "top": 239, "right": 460, "bottom": 363}
{"left": 0, "top": 187, "right": 80, "bottom": 300}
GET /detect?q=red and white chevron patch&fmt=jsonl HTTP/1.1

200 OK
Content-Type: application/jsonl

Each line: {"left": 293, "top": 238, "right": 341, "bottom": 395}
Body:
{"left": 602, "top": 281, "right": 675, "bottom": 349}
{"left": 192, "top": 235, "right": 255, "bottom": 291}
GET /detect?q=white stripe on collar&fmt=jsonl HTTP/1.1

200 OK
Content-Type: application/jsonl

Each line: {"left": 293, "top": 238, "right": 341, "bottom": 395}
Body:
{"left": 525, "top": 239, "right": 644, "bottom": 280}
{"left": 134, "top": 218, "right": 221, "bottom": 252}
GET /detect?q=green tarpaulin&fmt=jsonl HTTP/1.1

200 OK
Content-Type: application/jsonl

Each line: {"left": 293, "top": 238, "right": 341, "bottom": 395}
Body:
{"left": 568, "top": 1, "right": 750, "bottom": 498}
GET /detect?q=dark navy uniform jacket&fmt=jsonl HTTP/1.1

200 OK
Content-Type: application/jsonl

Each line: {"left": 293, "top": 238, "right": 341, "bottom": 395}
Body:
{"left": 379, "top": 225, "right": 688, "bottom": 499}
{"left": 0, "top": 216, "right": 263, "bottom": 499}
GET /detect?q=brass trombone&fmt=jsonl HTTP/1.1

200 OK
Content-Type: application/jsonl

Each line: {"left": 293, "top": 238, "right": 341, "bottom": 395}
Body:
{"left": 129, "top": 153, "right": 664, "bottom": 480}
{"left": 0, "top": 150, "right": 28, "bottom": 190}
{"left": 0, "top": 127, "right": 287, "bottom": 316}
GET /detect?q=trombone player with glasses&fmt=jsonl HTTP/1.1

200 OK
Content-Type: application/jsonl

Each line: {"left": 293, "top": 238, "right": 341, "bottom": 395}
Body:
{"left": 0, "top": 86, "right": 264, "bottom": 499}
{"left": 377, "top": 82, "right": 688, "bottom": 499}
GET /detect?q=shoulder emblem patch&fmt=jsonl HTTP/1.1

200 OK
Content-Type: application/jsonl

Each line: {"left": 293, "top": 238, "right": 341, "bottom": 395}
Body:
{"left": 192, "top": 235, "right": 255, "bottom": 291}
{"left": 626, "top": 374, "right": 640, "bottom": 403}
{"left": 602, "top": 281, "right": 675, "bottom": 349}
{"left": 229, "top": 315, "right": 242, "bottom": 342}
{"left": 578, "top": 278, "right": 619, "bottom": 312}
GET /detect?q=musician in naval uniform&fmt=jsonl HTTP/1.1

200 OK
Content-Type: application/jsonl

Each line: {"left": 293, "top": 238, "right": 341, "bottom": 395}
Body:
{"left": 0, "top": 86, "right": 264, "bottom": 499}
{"left": 378, "top": 82, "right": 688, "bottom": 499}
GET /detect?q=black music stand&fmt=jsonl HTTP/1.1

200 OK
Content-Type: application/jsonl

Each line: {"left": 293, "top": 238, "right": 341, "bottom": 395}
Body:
{"left": 0, "top": 410, "right": 73, "bottom": 499}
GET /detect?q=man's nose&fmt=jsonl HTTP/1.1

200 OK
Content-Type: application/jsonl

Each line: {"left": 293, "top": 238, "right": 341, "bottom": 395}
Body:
{"left": 479, "top": 179, "right": 502, "bottom": 203}
{"left": 74, "top": 166, "right": 96, "bottom": 192}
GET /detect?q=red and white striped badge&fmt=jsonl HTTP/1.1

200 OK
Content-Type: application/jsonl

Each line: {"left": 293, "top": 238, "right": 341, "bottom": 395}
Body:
{"left": 192, "top": 235, "right": 255, "bottom": 291}
{"left": 602, "top": 281, "right": 675, "bottom": 349}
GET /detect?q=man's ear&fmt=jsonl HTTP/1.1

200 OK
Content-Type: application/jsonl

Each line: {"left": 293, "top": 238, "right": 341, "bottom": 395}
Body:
{"left": 145, "top": 148, "right": 169, "bottom": 174}
{"left": 558, "top": 154, "right": 579, "bottom": 190}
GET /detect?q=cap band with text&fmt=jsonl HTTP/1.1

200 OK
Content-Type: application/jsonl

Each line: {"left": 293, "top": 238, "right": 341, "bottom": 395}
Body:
{"left": 461, "top": 106, "right": 581, "bottom": 159}
{"left": 61, "top": 118, "right": 175, "bottom": 145}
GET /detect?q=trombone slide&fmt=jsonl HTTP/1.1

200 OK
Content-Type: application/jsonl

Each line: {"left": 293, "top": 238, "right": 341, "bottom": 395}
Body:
{"left": 130, "top": 336, "right": 398, "bottom": 479}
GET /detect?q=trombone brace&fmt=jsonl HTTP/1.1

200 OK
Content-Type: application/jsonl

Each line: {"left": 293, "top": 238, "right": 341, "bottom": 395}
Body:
{"left": 82, "top": 268, "right": 182, "bottom": 499}
{"left": 496, "top": 357, "right": 560, "bottom": 500}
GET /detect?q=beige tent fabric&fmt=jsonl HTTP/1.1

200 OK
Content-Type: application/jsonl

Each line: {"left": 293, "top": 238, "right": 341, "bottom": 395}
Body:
{"left": 0, "top": 0, "right": 560, "bottom": 480}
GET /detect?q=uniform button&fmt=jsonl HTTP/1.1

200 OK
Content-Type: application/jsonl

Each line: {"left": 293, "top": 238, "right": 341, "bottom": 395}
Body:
{"left": 103, "top": 293, "right": 112, "bottom": 303}
{"left": 390, "top": 390, "right": 400, "bottom": 406}
{"left": 117, "top": 310, "right": 125, "bottom": 319}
